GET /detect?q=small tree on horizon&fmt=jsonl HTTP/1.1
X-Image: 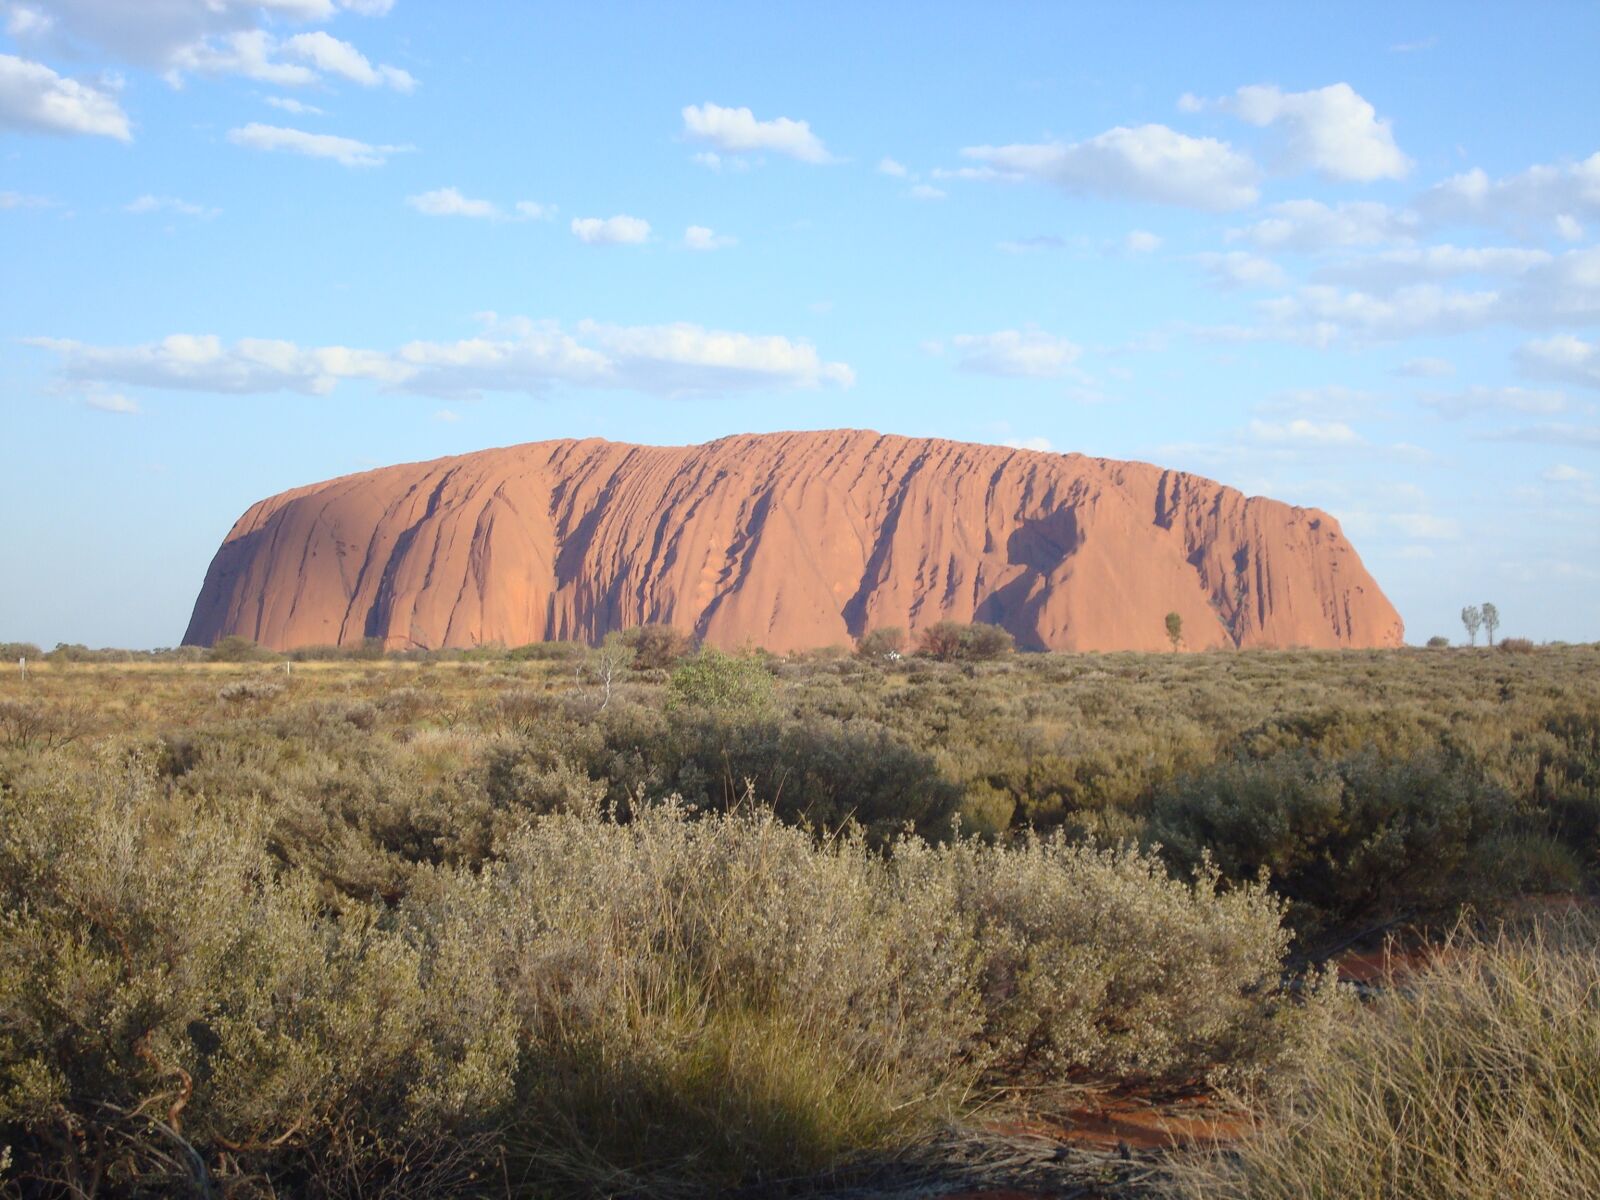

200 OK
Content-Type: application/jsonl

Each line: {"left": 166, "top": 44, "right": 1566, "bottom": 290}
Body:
{"left": 1461, "top": 605, "right": 1483, "bottom": 647}
{"left": 1481, "top": 602, "right": 1500, "bottom": 648}
{"left": 1165, "top": 611, "right": 1183, "bottom": 652}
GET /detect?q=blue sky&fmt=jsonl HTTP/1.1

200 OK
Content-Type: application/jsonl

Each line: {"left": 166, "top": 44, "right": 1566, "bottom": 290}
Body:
{"left": 2, "top": 1, "right": 1598, "bottom": 648}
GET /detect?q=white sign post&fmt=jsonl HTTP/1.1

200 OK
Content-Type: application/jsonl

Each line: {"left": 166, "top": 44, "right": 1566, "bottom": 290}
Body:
{"left": 18, "top": 656, "right": 25, "bottom": 682}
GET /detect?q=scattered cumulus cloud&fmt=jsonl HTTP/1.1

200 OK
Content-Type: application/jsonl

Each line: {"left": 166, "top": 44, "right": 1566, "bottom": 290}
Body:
{"left": 1393, "top": 356, "right": 1455, "bottom": 378}
{"left": 0, "top": 53, "right": 130, "bottom": 140}
{"left": 1248, "top": 417, "right": 1363, "bottom": 445}
{"left": 958, "top": 123, "right": 1259, "bottom": 210}
{"left": 264, "top": 94, "right": 321, "bottom": 115}
{"left": 24, "top": 315, "right": 856, "bottom": 400}
{"left": 1125, "top": 229, "right": 1162, "bottom": 253}
{"left": 407, "top": 187, "right": 497, "bottom": 218}
{"left": 227, "top": 122, "right": 411, "bottom": 167}
{"left": 571, "top": 214, "right": 650, "bottom": 245}
{"left": 1419, "top": 385, "right": 1570, "bottom": 419}
{"left": 683, "top": 224, "right": 734, "bottom": 250}
{"left": 1543, "top": 463, "right": 1592, "bottom": 483}
{"left": 1389, "top": 512, "right": 1461, "bottom": 539}
{"left": 403, "top": 189, "right": 554, "bottom": 221}
{"left": 1518, "top": 335, "right": 1600, "bottom": 390}
{"left": 11, "top": 1, "right": 414, "bottom": 92}
{"left": 876, "top": 157, "right": 908, "bottom": 177}
{"left": 997, "top": 235, "right": 1068, "bottom": 254}
{"left": 1, "top": 189, "right": 52, "bottom": 208}
{"left": 1419, "top": 152, "right": 1600, "bottom": 237}
{"left": 907, "top": 183, "right": 945, "bottom": 200}
{"left": 279, "top": 31, "right": 413, "bottom": 91}
{"left": 84, "top": 392, "right": 138, "bottom": 414}
{"left": 1002, "top": 436, "right": 1054, "bottom": 451}
{"left": 681, "top": 102, "right": 831, "bottom": 164}
{"left": 945, "top": 330, "right": 1082, "bottom": 378}
{"left": 1229, "top": 199, "right": 1417, "bottom": 251}
{"left": 1207, "top": 83, "right": 1411, "bottom": 181}
{"left": 1197, "top": 250, "right": 1287, "bottom": 289}
{"left": 125, "top": 193, "right": 218, "bottom": 218}
{"left": 1315, "top": 245, "right": 1551, "bottom": 289}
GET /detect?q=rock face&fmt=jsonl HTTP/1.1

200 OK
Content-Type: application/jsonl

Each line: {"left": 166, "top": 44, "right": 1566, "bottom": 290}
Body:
{"left": 184, "top": 430, "right": 1405, "bottom": 653}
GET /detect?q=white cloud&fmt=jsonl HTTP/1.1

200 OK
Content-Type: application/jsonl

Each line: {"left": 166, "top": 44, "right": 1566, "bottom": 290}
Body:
{"left": 1518, "top": 335, "right": 1600, "bottom": 389}
{"left": 1248, "top": 417, "right": 1362, "bottom": 445}
{"left": 959, "top": 123, "right": 1259, "bottom": 210}
{"left": 1197, "top": 250, "right": 1286, "bottom": 289}
{"left": 407, "top": 187, "right": 498, "bottom": 218}
{"left": 281, "top": 31, "right": 413, "bottom": 91}
{"left": 1229, "top": 199, "right": 1416, "bottom": 251}
{"left": 0, "top": 53, "right": 130, "bottom": 139}
{"left": 1212, "top": 83, "right": 1410, "bottom": 181}
{"left": 908, "top": 183, "right": 945, "bottom": 200}
{"left": 514, "top": 200, "right": 553, "bottom": 220}
{"left": 683, "top": 224, "right": 734, "bottom": 251}
{"left": 10, "top": 1, "right": 331, "bottom": 67}
{"left": 1543, "top": 463, "right": 1592, "bottom": 483}
{"left": 125, "top": 193, "right": 218, "bottom": 218}
{"left": 877, "top": 157, "right": 908, "bottom": 177}
{"left": 1389, "top": 36, "right": 1438, "bottom": 53}
{"left": 84, "top": 392, "right": 138, "bottom": 414}
{"left": 1419, "top": 385, "right": 1569, "bottom": 419}
{"left": 1482, "top": 423, "right": 1600, "bottom": 450}
{"left": 1389, "top": 512, "right": 1461, "bottom": 539}
{"left": 14, "top": 1, "right": 410, "bottom": 93}
{"left": 265, "top": 95, "right": 321, "bottom": 115}
{"left": 26, "top": 317, "right": 855, "bottom": 399}
{"left": 947, "top": 330, "right": 1082, "bottom": 378}
{"left": 167, "top": 30, "right": 317, "bottom": 85}
{"left": 1125, "top": 229, "right": 1162, "bottom": 253}
{"left": 571, "top": 214, "right": 650, "bottom": 245}
{"left": 681, "top": 102, "right": 831, "bottom": 164}
{"left": 1420, "top": 152, "right": 1600, "bottom": 235}
{"left": 1003, "top": 436, "right": 1053, "bottom": 451}
{"left": 0, "top": 189, "right": 52, "bottom": 208}
{"left": 227, "top": 122, "right": 409, "bottom": 167}
{"left": 1393, "top": 356, "right": 1455, "bottom": 378}
{"left": 997, "top": 235, "right": 1068, "bottom": 254}
{"left": 1256, "top": 283, "right": 1500, "bottom": 341}
{"left": 1256, "top": 385, "right": 1382, "bottom": 420}
{"left": 1315, "top": 244, "right": 1551, "bottom": 289}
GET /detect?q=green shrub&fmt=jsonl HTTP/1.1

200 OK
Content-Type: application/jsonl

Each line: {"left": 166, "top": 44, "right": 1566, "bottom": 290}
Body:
{"left": 916, "top": 621, "right": 1016, "bottom": 662}
{"left": 1148, "top": 749, "right": 1531, "bottom": 938}
{"left": 206, "top": 635, "right": 269, "bottom": 663}
{"left": 1426, "top": 635, "right": 1451, "bottom": 648}
{"left": 620, "top": 624, "right": 695, "bottom": 669}
{"left": 667, "top": 648, "right": 776, "bottom": 715}
{"left": 855, "top": 626, "right": 906, "bottom": 660}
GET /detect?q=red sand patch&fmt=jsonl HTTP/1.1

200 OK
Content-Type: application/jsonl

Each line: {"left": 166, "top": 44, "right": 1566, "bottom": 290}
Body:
{"left": 985, "top": 1089, "right": 1246, "bottom": 1152}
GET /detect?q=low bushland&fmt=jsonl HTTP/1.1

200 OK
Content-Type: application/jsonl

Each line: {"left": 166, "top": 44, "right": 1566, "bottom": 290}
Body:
{"left": 1174, "top": 913, "right": 1600, "bottom": 1200}
{"left": 1, "top": 642, "right": 1597, "bottom": 1194}
{"left": 0, "top": 754, "right": 1318, "bottom": 1196}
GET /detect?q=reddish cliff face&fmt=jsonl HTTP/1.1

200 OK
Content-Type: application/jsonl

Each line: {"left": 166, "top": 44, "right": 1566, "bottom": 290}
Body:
{"left": 184, "top": 430, "right": 1405, "bottom": 653}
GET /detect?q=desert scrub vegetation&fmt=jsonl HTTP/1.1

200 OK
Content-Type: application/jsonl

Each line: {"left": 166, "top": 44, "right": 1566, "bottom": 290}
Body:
{"left": 0, "top": 752, "right": 1316, "bottom": 1196}
{"left": 1174, "top": 912, "right": 1600, "bottom": 1200}
{"left": 0, "top": 642, "right": 1596, "bottom": 1193}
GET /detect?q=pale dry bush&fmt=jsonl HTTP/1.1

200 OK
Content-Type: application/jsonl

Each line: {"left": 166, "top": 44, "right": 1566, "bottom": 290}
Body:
{"left": 1175, "top": 914, "right": 1600, "bottom": 1200}
{"left": 0, "top": 752, "right": 518, "bottom": 1196}
{"left": 947, "top": 834, "right": 1313, "bottom": 1086}
{"left": 424, "top": 800, "right": 984, "bottom": 1191}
